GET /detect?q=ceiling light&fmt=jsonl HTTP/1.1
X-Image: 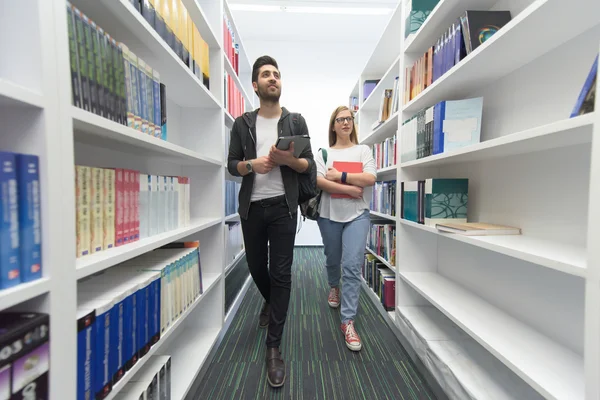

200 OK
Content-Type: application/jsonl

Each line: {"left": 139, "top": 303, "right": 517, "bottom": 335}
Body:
{"left": 228, "top": 4, "right": 393, "bottom": 15}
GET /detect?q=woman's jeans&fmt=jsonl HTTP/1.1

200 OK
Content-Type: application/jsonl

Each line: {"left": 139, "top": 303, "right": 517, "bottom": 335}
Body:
{"left": 317, "top": 210, "right": 370, "bottom": 323}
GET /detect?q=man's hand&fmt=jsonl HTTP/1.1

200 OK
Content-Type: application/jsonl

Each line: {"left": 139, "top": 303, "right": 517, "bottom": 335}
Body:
{"left": 345, "top": 185, "right": 363, "bottom": 199}
{"left": 269, "top": 142, "right": 296, "bottom": 166}
{"left": 326, "top": 167, "right": 342, "bottom": 182}
{"left": 252, "top": 156, "right": 275, "bottom": 174}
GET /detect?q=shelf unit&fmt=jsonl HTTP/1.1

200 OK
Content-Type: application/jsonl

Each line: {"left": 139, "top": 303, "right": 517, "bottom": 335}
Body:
{"left": 0, "top": 0, "right": 255, "bottom": 398}
{"left": 350, "top": 0, "right": 600, "bottom": 398}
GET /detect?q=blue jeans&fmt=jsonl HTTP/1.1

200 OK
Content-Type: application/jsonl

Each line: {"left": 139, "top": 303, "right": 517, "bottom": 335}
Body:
{"left": 317, "top": 210, "right": 370, "bottom": 324}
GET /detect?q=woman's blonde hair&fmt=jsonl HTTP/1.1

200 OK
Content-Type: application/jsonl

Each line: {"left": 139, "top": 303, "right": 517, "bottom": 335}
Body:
{"left": 328, "top": 106, "right": 358, "bottom": 147}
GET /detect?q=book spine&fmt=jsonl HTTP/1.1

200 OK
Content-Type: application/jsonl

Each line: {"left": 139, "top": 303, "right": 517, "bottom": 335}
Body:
{"left": 114, "top": 40, "right": 127, "bottom": 126}
{"left": 133, "top": 170, "right": 140, "bottom": 242}
{"left": 77, "top": 310, "right": 95, "bottom": 400}
{"left": 82, "top": 15, "right": 99, "bottom": 115}
{"left": 15, "top": 155, "right": 41, "bottom": 283}
{"left": 103, "top": 169, "right": 115, "bottom": 249}
{"left": 123, "top": 170, "right": 131, "bottom": 244}
{"left": 114, "top": 168, "right": 124, "bottom": 247}
{"left": 76, "top": 166, "right": 91, "bottom": 258}
{"left": 90, "top": 168, "right": 104, "bottom": 254}
{"left": 570, "top": 55, "right": 599, "bottom": 117}
{"left": 93, "top": 24, "right": 106, "bottom": 118}
{"left": 101, "top": 32, "right": 114, "bottom": 122}
{"left": 152, "top": 71, "right": 161, "bottom": 138}
{"left": 74, "top": 8, "right": 91, "bottom": 112}
{"left": 0, "top": 153, "right": 21, "bottom": 289}
{"left": 137, "top": 58, "right": 149, "bottom": 134}
{"left": 145, "top": 63, "right": 155, "bottom": 136}
{"left": 93, "top": 304, "right": 113, "bottom": 398}
{"left": 67, "top": 2, "right": 82, "bottom": 108}
{"left": 160, "top": 83, "right": 167, "bottom": 140}
{"left": 127, "top": 50, "right": 141, "bottom": 131}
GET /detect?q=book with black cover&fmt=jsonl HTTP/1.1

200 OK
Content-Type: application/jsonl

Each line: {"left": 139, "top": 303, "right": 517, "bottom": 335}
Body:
{"left": 462, "top": 11, "right": 512, "bottom": 54}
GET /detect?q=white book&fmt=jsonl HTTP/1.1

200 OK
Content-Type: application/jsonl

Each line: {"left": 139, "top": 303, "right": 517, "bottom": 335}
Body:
{"left": 170, "top": 177, "right": 178, "bottom": 231}
{"left": 162, "top": 177, "right": 169, "bottom": 233}
{"left": 139, "top": 173, "right": 149, "bottom": 239}
{"left": 178, "top": 177, "right": 184, "bottom": 228}
{"left": 149, "top": 175, "right": 159, "bottom": 236}
{"left": 156, "top": 175, "right": 165, "bottom": 234}
{"left": 185, "top": 177, "right": 190, "bottom": 225}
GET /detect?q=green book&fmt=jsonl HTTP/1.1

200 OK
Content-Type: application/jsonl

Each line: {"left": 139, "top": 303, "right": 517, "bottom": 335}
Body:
{"left": 404, "top": 0, "right": 440, "bottom": 40}
{"left": 424, "top": 178, "right": 468, "bottom": 226}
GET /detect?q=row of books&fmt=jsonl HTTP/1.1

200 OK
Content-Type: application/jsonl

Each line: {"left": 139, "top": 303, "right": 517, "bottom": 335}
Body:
{"left": 225, "top": 72, "right": 246, "bottom": 119}
{"left": 400, "top": 97, "right": 483, "bottom": 163}
{"left": 404, "top": 10, "right": 512, "bottom": 104}
{"left": 0, "top": 312, "right": 49, "bottom": 399}
{"left": 225, "top": 181, "right": 240, "bottom": 216}
{"left": 75, "top": 166, "right": 191, "bottom": 258}
{"left": 371, "top": 180, "right": 397, "bottom": 217}
{"left": 371, "top": 77, "right": 401, "bottom": 131}
{"left": 67, "top": 3, "right": 168, "bottom": 140}
{"left": 223, "top": 14, "right": 240, "bottom": 75}
{"left": 363, "top": 253, "right": 395, "bottom": 311}
{"left": 133, "top": 0, "right": 211, "bottom": 89}
{"left": 225, "top": 222, "right": 243, "bottom": 269}
{"left": 0, "top": 152, "right": 42, "bottom": 290}
{"left": 349, "top": 96, "right": 359, "bottom": 111}
{"left": 401, "top": 178, "right": 468, "bottom": 226}
{"left": 368, "top": 224, "right": 396, "bottom": 266}
{"left": 373, "top": 135, "right": 397, "bottom": 170}
{"left": 77, "top": 244, "right": 203, "bottom": 400}
{"left": 115, "top": 356, "right": 171, "bottom": 400}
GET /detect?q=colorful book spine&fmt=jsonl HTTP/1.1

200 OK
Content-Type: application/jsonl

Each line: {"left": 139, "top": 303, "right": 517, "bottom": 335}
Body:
{"left": 401, "top": 181, "right": 420, "bottom": 223}
{"left": 160, "top": 83, "right": 167, "bottom": 140}
{"left": 128, "top": 50, "right": 142, "bottom": 131}
{"left": 123, "top": 169, "right": 131, "bottom": 244}
{"left": 115, "top": 168, "right": 125, "bottom": 247}
{"left": 144, "top": 63, "right": 155, "bottom": 136}
{"left": 73, "top": 7, "right": 91, "bottom": 112}
{"left": 152, "top": 70, "right": 161, "bottom": 138}
{"left": 66, "top": 2, "right": 82, "bottom": 109}
{"left": 137, "top": 57, "right": 149, "bottom": 134}
{"left": 76, "top": 166, "right": 91, "bottom": 258}
{"left": 82, "top": 14, "right": 99, "bottom": 115}
{"left": 0, "top": 153, "right": 20, "bottom": 289}
{"left": 103, "top": 169, "right": 115, "bottom": 249}
{"left": 133, "top": 170, "right": 140, "bottom": 242}
{"left": 76, "top": 309, "right": 95, "bottom": 400}
{"left": 15, "top": 155, "right": 41, "bottom": 283}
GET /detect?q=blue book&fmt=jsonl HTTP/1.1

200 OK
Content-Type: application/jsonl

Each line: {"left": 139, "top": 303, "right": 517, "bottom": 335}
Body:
{"left": 432, "top": 101, "right": 446, "bottom": 155}
{"left": 76, "top": 308, "right": 95, "bottom": 400}
{"left": 0, "top": 152, "right": 20, "bottom": 289}
{"left": 402, "top": 181, "right": 420, "bottom": 223}
{"left": 16, "top": 154, "right": 41, "bottom": 283}
{"left": 137, "top": 58, "right": 149, "bottom": 134}
{"left": 570, "top": 54, "right": 598, "bottom": 118}
{"left": 424, "top": 178, "right": 468, "bottom": 226}
{"left": 443, "top": 97, "right": 483, "bottom": 152}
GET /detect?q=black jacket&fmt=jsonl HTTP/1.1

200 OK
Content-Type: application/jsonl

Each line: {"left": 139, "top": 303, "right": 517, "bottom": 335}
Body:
{"left": 227, "top": 107, "right": 315, "bottom": 220}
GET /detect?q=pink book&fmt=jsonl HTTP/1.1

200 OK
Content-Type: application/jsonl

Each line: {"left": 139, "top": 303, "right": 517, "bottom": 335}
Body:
{"left": 132, "top": 170, "right": 139, "bottom": 242}
{"left": 115, "top": 169, "right": 124, "bottom": 246}
{"left": 331, "top": 161, "right": 363, "bottom": 199}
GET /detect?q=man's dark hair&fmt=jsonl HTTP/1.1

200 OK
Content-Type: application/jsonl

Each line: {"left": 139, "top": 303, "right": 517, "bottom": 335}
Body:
{"left": 252, "top": 55, "right": 279, "bottom": 83}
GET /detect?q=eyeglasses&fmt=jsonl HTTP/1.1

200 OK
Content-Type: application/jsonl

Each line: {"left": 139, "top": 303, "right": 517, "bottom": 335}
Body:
{"left": 335, "top": 116, "right": 354, "bottom": 124}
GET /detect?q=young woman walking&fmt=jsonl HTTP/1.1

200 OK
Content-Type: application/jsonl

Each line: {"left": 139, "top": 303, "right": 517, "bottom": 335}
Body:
{"left": 315, "top": 106, "right": 376, "bottom": 351}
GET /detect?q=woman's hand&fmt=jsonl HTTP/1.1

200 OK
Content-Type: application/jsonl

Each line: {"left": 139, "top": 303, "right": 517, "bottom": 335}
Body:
{"left": 345, "top": 185, "right": 363, "bottom": 199}
{"left": 326, "top": 167, "right": 342, "bottom": 182}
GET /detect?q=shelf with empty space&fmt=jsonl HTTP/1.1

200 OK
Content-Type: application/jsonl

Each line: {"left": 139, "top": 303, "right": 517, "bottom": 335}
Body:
{"left": 399, "top": 271, "right": 583, "bottom": 400}
{"left": 361, "top": 56, "right": 401, "bottom": 113}
{"left": 71, "top": 0, "right": 220, "bottom": 109}
{"left": 103, "top": 272, "right": 221, "bottom": 400}
{"left": 0, "top": 79, "right": 44, "bottom": 109}
{"left": 402, "top": 0, "right": 600, "bottom": 114}
{"left": 366, "top": 247, "right": 396, "bottom": 272}
{"left": 399, "top": 219, "right": 586, "bottom": 277}
{"left": 225, "top": 249, "right": 245, "bottom": 276}
{"left": 401, "top": 114, "right": 594, "bottom": 168}
{"left": 76, "top": 218, "right": 222, "bottom": 280}
{"left": 72, "top": 107, "right": 222, "bottom": 166}
{"left": 360, "top": 112, "right": 399, "bottom": 145}
{"left": 403, "top": 0, "right": 499, "bottom": 55}
{"left": 0, "top": 278, "right": 51, "bottom": 312}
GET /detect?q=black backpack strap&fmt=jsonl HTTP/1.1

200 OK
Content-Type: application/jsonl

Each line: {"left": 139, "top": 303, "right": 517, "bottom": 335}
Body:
{"left": 288, "top": 112, "right": 301, "bottom": 136}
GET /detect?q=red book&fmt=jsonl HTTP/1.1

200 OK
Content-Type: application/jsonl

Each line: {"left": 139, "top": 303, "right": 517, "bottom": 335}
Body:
{"left": 115, "top": 169, "right": 124, "bottom": 246}
{"left": 122, "top": 170, "right": 130, "bottom": 244}
{"left": 331, "top": 161, "right": 363, "bottom": 199}
{"left": 132, "top": 170, "right": 139, "bottom": 242}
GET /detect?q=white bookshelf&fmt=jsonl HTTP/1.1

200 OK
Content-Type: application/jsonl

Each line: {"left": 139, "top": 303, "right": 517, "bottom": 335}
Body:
{"left": 351, "top": 0, "right": 600, "bottom": 398}
{"left": 0, "top": 0, "right": 254, "bottom": 398}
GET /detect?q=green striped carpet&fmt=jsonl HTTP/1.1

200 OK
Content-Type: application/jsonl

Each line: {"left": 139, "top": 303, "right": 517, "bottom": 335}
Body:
{"left": 193, "top": 247, "right": 437, "bottom": 400}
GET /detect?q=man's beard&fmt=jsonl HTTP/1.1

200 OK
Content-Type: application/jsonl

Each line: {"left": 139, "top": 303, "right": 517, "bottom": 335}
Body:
{"left": 256, "top": 84, "right": 281, "bottom": 102}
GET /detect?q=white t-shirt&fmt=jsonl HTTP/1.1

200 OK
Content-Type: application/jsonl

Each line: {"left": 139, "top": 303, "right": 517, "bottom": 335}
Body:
{"left": 316, "top": 144, "right": 377, "bottom": 223}
{"left": 251, "top": 115, "right": 285, "bottom": 201}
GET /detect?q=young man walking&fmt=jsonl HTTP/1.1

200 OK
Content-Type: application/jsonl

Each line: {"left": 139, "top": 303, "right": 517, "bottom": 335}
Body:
{"left": 227, "top": 56, "right": 314, "bottom": 388}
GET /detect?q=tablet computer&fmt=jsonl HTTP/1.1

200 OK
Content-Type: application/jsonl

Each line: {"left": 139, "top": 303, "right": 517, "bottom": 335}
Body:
{"left": 275, "top": 135, "right": 310, "bottom": 158}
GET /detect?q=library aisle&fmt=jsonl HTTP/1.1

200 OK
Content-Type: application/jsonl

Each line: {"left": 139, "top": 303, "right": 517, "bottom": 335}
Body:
{"left": 192, "top": 248, "right": 437, "bottom": 400}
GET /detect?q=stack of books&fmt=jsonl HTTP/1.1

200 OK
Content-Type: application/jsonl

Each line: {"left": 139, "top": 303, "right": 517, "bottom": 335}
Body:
{"left": 0, "top": 152, "right": 42, "bottom": 290}
{"left": 77, "top": 243, "right": 202, "bottom": 400}
{"left": 371, "top": 181, "right": 397, "bottom": 217}
{"left": 373, "top": 135, "right": 397, "bottom": 170}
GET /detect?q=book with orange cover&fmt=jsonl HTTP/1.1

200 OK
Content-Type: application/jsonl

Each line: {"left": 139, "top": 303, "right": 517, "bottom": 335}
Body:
{"left": 331, "top": 161, "right": 363, "bottom": 199}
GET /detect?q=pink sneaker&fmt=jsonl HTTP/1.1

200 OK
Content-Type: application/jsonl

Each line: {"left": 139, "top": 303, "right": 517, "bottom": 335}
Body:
{"left": 328, "top": 287, "right": 340, "bottom": 308}
{"left": 340, "top": 320, "right": 362, "bottom": 351}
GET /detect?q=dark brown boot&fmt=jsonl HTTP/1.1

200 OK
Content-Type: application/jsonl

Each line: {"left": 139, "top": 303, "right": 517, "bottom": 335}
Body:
{"left": 259, "top": 302, "right": 270, "bottom": 329}
{"left": 266, "top": 347, "right": 285, "bottom": 388}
